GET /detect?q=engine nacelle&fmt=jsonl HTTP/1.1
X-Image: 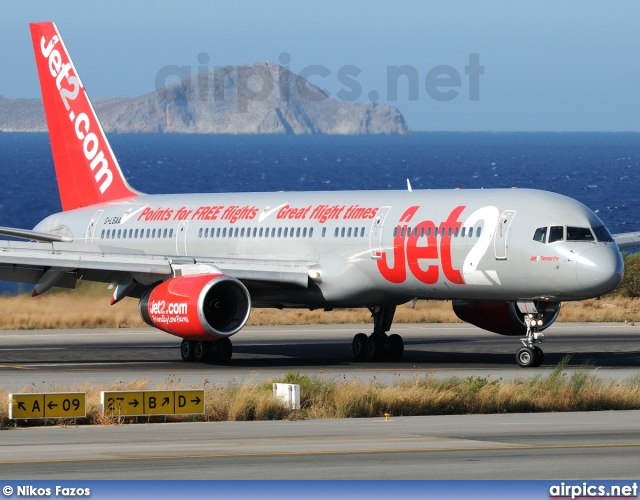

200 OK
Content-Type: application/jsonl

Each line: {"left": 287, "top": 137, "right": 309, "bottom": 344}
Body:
{"left": 139, "top": 273, "right": 251, "bottom": 341}
{"left": 452, "top": 300, "right": 561, "bottom": 336}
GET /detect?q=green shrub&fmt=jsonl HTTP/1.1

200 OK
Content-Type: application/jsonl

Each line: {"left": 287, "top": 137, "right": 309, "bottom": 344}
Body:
{"left": 616, "top": 253, "right": 640, "bottom": 297}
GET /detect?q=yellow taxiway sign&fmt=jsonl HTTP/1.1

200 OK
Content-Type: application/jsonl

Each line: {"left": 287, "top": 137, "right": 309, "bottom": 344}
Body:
{"left": 9, "top": 393, "right": 86, "bottom": 419}
{"left": 101, "top": 390, "right": 204, "bottom": 416}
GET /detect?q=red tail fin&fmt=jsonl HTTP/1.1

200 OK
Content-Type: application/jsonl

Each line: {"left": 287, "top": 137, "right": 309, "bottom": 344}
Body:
{"left": 29, "top": 22, "right": 139, "bottom": 211}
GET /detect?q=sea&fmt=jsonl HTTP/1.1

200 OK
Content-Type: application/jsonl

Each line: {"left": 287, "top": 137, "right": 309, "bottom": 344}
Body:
{"left": 0, "top": 131, "right": 639, "bottom": 235}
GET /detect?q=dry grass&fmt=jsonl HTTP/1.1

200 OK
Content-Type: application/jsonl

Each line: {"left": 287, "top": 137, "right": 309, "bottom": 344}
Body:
{"left": 1, "top": 281, "right": 639, "bottom": 329}
{"left": 2, "top": 365, "right": 640, "bottom": 427}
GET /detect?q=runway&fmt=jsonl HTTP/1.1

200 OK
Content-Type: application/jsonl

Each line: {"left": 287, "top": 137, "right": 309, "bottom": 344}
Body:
{"left": 1, "top": 323, "right": 639, "bottom": 479}
{"left": 0, "top": 323, "right": 639, "bottom": 391}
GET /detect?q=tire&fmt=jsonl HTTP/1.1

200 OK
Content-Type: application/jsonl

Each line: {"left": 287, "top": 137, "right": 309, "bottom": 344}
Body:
{"left": 516, "top": 346, "right": 535, "bottom": 367}
{"left": 214, "top": 338, "right": 233, "bottom": 363}
{"left": 352, "top": 333, "right": 368, "bottom": 360}
{"left": 365, "top": 335, "right": 382, "bottom": 360}
{"left": 387, "top": 334, "right": 404, "bottom": 361}
{"left": 180, "top": 339, "right": 195, "bottom": 361}
{"left": 194, "top": 341, "right": 211, "bottom": 363}
{"left": 531, "top": 346, "right": 544, "bottom": 367}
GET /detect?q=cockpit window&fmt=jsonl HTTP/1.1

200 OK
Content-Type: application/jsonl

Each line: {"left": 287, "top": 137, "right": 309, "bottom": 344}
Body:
{"left": 548, "top": 226, "right": 564, "bottom": 243}
{"left": 533, "top": 227, "right": 547, "bottom": 243}
{"left": 592, "top": 226, "right": 613, "bottom": 242}
{"left": 566, "top": 227, "right": 594, "bottom": 242}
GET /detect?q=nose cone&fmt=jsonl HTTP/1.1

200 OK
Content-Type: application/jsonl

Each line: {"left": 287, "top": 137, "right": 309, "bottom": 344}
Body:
{"left": 576, "top": 246, "right": 624, "bottom": 295}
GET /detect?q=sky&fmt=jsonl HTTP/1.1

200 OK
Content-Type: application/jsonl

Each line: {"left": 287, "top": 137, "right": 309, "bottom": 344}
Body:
{"left": 1, "top": 0, "right": 639, "bottom": 132}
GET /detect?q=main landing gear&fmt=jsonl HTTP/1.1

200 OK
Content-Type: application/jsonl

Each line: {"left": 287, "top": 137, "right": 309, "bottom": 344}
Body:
{"left": 352, "top": 306, "right": 404, "bottom": 361}
{"left": 515, "top": 314, "right": 545, "bottom": 368}
{"left": 180, "top": 338, "right": 232, "bottom": 363}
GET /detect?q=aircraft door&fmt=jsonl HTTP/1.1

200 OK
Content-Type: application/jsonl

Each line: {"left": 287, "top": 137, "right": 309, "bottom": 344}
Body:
{"left": 85, "top": 210, "right": 104, "bottom": 243}
{"left": 369, "top": 206, "right": 392, "bottom": 259}
{"left": 494, "top": 210, "right": 516, "bottom": 260}
{"left": 176, "top": 220, "right": 189, "bottom": 256}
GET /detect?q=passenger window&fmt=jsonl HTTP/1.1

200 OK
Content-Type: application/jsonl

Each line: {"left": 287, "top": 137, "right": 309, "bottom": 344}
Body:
{"left": 347, "top": 228, "right": 352, "bottom": 237}
{"left": 548, "top": 226, "right": 564, "bottom": 243}
{"left": 461, "top": 227, "right": 466, "bottom": 237}
{"left": 533, "top": 227, "right": 547, "bottom": 244}
{"left": 476, "top": 227, "right": 482, "bottom": 237}
{"left": 101, "top": 229, "right": 105, "bottom": 238}
{"left": 567, "top": 227, "right": 594, "bottom": 242}
{"left": 296, "top": 228, "right": 301, "bottom": 237}
{"left": 310, "top": 228, "right": 314, "bottom": 237}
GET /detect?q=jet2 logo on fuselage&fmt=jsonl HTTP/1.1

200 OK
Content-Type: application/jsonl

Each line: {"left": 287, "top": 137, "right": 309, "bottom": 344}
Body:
{"left": 377, "top": 205, "right": 501, "bottom": 286}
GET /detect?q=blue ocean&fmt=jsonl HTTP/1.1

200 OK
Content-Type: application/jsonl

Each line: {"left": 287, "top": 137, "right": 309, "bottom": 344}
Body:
{"left": 1, "top": 132, "right": 639, "bottom": 235}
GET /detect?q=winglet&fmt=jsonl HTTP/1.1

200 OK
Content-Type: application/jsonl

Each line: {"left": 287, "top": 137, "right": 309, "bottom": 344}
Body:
{"left": 29, "top": 22, "right": 140, "bottom": 211}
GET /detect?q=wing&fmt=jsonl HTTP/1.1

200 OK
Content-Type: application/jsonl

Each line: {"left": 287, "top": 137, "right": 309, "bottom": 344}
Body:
{"left": 0, "top": 235, "right": 310, "bottom": 298}
{"left": 613, "top": 232, "right": 640, "bottom": 251}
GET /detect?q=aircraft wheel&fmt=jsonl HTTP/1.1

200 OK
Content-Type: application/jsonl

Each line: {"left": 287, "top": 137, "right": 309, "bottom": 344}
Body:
{"left": 180, "top": 339, "right": 195, "bottom": 362}
{"left": 365, "top": 335, "right": 383, "bottom": 361}
{"left": 516, "top": 346, "right": 536, "bottom": 368}
{"left": 352, "top": 333, "right": 368, "bottom": 360}
{"left": 214, "top": 338, "right": 233, "bottom": 363}
{"left": 531, "top": 346, "right": 544, "bottom": 367}
{"left": 387, "top": 334, "right": 404, "bottom": 361}
{"left": 194, "top": 341, "right": 211, "bottom": 363}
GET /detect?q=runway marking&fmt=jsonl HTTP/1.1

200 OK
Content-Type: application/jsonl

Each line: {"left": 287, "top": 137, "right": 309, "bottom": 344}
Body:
{"left": 0, "top": 365, "right": 35, "bottom": 370}
{"left": 1, "top": 442, "right": 639, "bottom": 465}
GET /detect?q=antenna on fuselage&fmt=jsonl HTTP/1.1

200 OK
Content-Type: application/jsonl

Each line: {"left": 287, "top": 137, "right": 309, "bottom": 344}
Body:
{"left": 407, "top": 179, "right": 412, "bottom": 192}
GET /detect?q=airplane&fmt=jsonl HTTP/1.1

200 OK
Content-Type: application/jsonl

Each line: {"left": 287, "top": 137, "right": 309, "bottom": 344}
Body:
{"left": 0, "top": 21, "right": 634, "bottom": 368}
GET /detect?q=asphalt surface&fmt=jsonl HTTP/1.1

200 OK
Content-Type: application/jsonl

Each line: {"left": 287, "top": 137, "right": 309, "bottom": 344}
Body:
{"left": 0, "top": 411, "right": 639, "bottom": 479}
{"left": 0, "top": 323, "right": 639, "bottom": 390}
{"left": 1, "top": 323, "right": 639, "bottom": 479}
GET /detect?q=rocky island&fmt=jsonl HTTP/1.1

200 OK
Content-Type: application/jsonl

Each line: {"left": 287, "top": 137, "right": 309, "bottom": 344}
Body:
{"left": 0, "top": 63, "right": 409, "bottom": 135}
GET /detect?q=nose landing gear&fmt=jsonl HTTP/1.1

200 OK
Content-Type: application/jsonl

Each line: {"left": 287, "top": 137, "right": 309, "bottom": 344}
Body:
{"left": 516, "top": 314, "right": 545, "bottom": 367}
